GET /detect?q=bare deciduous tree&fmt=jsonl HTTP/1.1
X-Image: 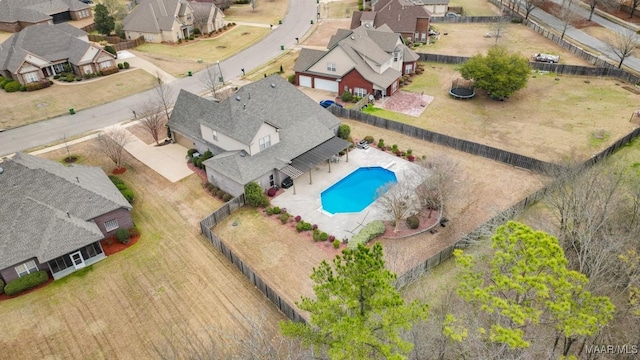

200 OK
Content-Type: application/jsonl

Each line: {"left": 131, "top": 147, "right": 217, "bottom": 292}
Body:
{"left": 201, "top": 64, "right": 222, "bottom": 99}
{"left": 95, "top": 127, "right": 131, "bottom": 170}
{"left": 376, "top": 181, "right": 419, "bottom": 232}
{"left": 584, "top": 0, "right": 616, "bottom": 20}
{"left": 553, "top": 2, "right": 580, "bottom": 41}
{"left": 415, "top": 155, "right": 462, "bottom": 215}
{"left": 153, "top": 73, "right": 176, "bottom": 123}
{"left": 251, "top": 0, "right": 258, "bottom": 11}
{"left": 606, "top": 28, "right": 640, "bottom": 68}
{"left": 136, "top": 102, "right": 166, "bottom": 145}
{"left": 522, "top": 0, "right": 545, "bottom": 20}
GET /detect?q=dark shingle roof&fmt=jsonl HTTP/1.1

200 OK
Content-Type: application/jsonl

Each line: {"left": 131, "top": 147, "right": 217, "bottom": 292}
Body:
{"left": 0, "top": 153, "right": 132, "bottom": 269}
{"left": 293, "top": 48, "right": 327, "bottom": 73}
{"left": 169, "top": 75, "right": 342, "bottom": 184}
{"left": 0, "top": 23, "right": 104, "bottom": 74}
{"left": 0, "top": 0, "right": 90, "bottom": 24}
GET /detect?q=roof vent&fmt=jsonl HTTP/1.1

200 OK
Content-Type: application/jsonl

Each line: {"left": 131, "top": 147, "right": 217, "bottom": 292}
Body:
{"left": 350, "top": 35, "right": 355, "bottom": 40}
{"left": 235, "top": 95, "right": 241, "bottom": 101}
{"left": 243, "top": 104, "right": 246, "bottom": 110}
{"left": 0, "top": 167, "right": 3, "bottom": 174}
{"left": 240, "top": 150, "right": 247, "bottom": 157}
{"left": 270, "top": 83, "right": 276, "bottom": 88}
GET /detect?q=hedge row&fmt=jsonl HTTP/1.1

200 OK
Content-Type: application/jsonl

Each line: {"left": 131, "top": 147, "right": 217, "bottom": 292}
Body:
{"left": 4, "top": 271, "right": 49, "bottom": 296}
{"left": 109, "top": 175, "right": 134, "bottom": 203}
{"left": 348, "top": 220, "right": 385, "bottom": 249}
{"left": 0, "top": 278, "right": 4, "bottom": 295}
{"left": 100, "top": 66, "right": 120, "bottom": 76}
{"left": 26, "top": 80, "right": 52, "bottom": 92}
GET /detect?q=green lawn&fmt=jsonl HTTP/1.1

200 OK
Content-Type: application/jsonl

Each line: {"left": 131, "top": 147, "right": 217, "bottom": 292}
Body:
{"left": 134, "top": 26, "right": 270, "bottom": 63}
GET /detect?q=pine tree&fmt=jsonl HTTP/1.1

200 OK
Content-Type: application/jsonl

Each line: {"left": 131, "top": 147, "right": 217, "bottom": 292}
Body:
{"left": 281, "top": 242, "right": 428, "bottom": 360}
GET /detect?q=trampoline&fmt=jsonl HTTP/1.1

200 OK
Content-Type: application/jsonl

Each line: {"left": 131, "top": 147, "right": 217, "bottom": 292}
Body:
{"left": 449, "top": 78, "right": 475, "bottom": 100}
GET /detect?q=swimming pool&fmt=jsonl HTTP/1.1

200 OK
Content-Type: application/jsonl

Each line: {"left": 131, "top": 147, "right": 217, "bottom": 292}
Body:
{"left": 321, "top": 167, "right": 397, "bottom": 214}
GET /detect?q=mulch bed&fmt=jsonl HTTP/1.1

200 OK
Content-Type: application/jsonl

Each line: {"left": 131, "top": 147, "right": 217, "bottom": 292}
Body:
{"left": 381, "top": 207, "right": 442, "bottom": 239}
{"left": 100, "top": 233, "right": 141, "bottom": 256}
{"left": 0, "top": 278, "right": 54, "bottom": 302}
{"left": 112, "top": 167, "right": 127, "bottom": 175}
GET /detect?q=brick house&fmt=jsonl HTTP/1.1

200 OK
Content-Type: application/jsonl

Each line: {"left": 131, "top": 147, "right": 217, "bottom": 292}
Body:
{"left": 0, "top": 23, "right": 117, "bottom": 86}
{"left": 0, "top": 153, "right": 133, "bottom": 284}
{"left": 0, "top": 0, "right": 92, "bottom": 33}
{"left": 294, "top": 24, "right": 419, "bottom": 99}
{"left": 351, "top": 0, "right": 432, "bottom": 44}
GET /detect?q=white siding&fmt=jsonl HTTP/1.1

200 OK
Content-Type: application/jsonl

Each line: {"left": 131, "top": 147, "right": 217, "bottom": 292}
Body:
{"left": 249, "top": 123, "right": 279, "bottom": 155}
{"left": 307, "top": 47, "right": 354, "bottom": 77}
{"left": 200, "top": 124, "right": 249, "bottom": 153}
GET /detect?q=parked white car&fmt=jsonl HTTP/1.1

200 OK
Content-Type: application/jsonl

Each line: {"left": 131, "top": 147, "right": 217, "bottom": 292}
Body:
{"left": 532, "top": 53, "right": 560, "bottom": 63}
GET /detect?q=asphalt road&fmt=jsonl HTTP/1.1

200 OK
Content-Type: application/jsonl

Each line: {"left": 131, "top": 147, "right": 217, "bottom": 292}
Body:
{"left": 523, "top": 0, "right": 640, "bottom": 70}
{"left": 0, "top": 0, "right": 317, "bottom": 157}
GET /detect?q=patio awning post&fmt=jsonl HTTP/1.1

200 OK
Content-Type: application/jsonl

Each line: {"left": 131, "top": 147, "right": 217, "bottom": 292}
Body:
{"left": 328, "top": 158, "right": 331, "bottom": 173}
{"left": 309, "top": 168, "right": 313, "bottom": 185}
{"left": 346, "top": 149, "right": 349, "bottom": 162}
{"left": 293, "top": 181, "right": 296, "bottom": 195}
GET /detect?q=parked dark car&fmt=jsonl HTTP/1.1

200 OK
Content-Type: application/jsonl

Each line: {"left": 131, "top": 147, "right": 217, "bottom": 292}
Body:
{"left": 281, "top": 176, "right": 294, "bottom": 189}
{"left": 319, "top": 100, "right": 343, "bottom": 109}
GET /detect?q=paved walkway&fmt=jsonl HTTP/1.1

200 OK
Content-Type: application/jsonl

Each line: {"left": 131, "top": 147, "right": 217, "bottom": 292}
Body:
{"left": 120, "top": 123, "right": 192, "bottom": 183}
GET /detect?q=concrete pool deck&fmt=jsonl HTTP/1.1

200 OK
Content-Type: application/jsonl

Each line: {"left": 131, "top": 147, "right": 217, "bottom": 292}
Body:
{"left": 271, "top": 147, "right": 427, "bottom": 241}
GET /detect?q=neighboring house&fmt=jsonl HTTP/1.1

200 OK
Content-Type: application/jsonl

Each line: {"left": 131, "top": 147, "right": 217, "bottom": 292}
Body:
{"left": 190, "top": 1, "right": 224, "bottom": 34}
{"left": 0, "top": 153, "right": 133, "bottom": 284}
{"left": 411, "top": 0, "right": 449, "bottom": 15}
{"left": 294, "top": 24, "right": 419, "bottom": 99}
{"left": 168, "top": 75, "right": 351, "bottom": 196}
{"left": 0, "top": 0, "right": 92, "bottom": 33}
{"left": 352, "top": 0, "right": 432, "bottom": 44}
{"left": 0, "top": 23, "right": 117, "bottom": 85}
{"left": 122, "top": 0, "right": 195, "bottom": 43}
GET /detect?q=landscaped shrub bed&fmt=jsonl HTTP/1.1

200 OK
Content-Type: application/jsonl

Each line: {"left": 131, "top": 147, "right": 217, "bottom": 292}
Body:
{"left": 115, "top": 228, "right": 131, "bottom": 244}
{"left": 4, "top": 80, "right": 21, "bottom": 92}
{"left": 348, "top": 220, "right": 385, "bottom": 249}
{"left": 100, "top": 66, "right": 120, "bottom": 76}
{"left": 205, "top": 182, "right": 233, "bottom": 202}
{"left": 25, "top": 79, "right": 52, "bottom": 92}
{"left": 365, "top": 136, "right": 416, "bottom": 162}
{"left": 109, "top": 175, "right": 135, "bottom": 203}
{"left": 4, "top": 271, "right": 48, "bottom": 296}
{"left": 0, "top": 279, "right": 4, "bottom": 295}
{"left": 263, "top": 208, "right": 342, "bottom": 249}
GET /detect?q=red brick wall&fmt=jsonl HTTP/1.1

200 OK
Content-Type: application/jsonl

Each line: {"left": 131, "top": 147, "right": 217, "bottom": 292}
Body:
{"left": 92, "top": 208, "right": 134, "bottom": 236}
{"left": 341, "top": 69, "right": 373, "bottom": 95}
{"left": 416, "top": 18, "right": 430, "bottom": 33}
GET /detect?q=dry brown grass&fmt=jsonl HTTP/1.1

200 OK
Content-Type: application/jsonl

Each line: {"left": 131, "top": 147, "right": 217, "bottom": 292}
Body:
{"left": 223, "top": 0, "right": 289, "bottom": 24}
{"left": 0, "top": 69, "right": 157, "bottom": 130}
{"left": 0, "top": 141, "right": 285, "bottom": 358}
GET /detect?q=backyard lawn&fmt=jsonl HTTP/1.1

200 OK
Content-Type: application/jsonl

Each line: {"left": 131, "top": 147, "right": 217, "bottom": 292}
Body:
{"left": 0, "top": 141, "right": 285, "bottom": 358}
{"left": 0, "top": 69, "right": 157, "bottom": 130}
{"left": 363, "top": 64, "right": 638, "bottom": 163}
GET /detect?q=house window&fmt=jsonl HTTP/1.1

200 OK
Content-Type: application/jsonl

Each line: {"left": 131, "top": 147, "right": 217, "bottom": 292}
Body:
{"left": 84, "top": 65, "right": 92, "bottom": 74}
{"left": 104, "top": 219, "right": 119, "bottom": 232}
{"left": 49, "top": 255, "right": 73, "bottom": 273}
{"left": 354, "top": 87, "right": 366, "bottom": 97}
{"left": 415, "top": 32, "right": 419, "bottom": 40}
{"left": 392, "top": 81, "right": 398, "bottom": 93}
{"left": 405, "top": 64, "right": 413, "bottom": 74}
{"left": 259, "top": 135, "right": 271, "bottom": 150}
{"left": 269, "top": 174, "right": 275, "bottom": 187}
{"left": 393, "top": 51, "right": 399, "bottom": 62}
{"left": 421, "top": 32, "right": 427, "bottom": 42}
{"left": 100, "top": 61, "right": 111, "bottom": 69}
{"left": 54, "top": 64, "right": 65, "bottom": 73}
{"left": 327, "top": 62, "right": 336, "bottom": 72}
{"left": 15, "top": 260, "right": 38, "bottom": 277}
{"left": 212, "top": 130, "right": 218, "bottom": 141}
{"left": 24, "top": 72, "right": 39, "bottom": 83}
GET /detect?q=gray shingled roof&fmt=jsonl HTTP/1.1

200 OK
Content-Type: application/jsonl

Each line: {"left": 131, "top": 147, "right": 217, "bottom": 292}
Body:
{"left": 123, "top": 0, "right": 190, "bottom": 33}
{"left": 0, "top": 0, "right": 90, "bottom": 23}
{"left": 0, "top": 153, "right": 132, "bottom": 269}
{"left": 0, "top": 23, "right": 104, "bottom": 74}
{"left": 293, "top": 48, "right": 327, "bottom": 73}
{"left": 169, "top": 75, "right": 342, "bottom": 184}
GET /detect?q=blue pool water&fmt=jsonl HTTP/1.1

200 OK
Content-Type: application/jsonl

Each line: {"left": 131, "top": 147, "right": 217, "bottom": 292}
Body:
{"left": 321, "top": 167, "right": 397, "bottom": 214}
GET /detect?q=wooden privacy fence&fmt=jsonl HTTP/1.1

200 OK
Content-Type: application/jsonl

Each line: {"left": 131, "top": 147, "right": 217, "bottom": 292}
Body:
{"left": 329, "top": 106, "right": 562, "bottom": 174}
{"left": 199, "top": 194, "right": 307, "bottom": 324}
{"left": 430, "top": 15, "right": 511, "bottom": 23}
{"left": 88, "top": 35, "right": 146, "bottom": 51}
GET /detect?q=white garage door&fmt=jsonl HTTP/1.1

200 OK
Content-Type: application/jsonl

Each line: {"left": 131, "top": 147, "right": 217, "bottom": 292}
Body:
{"left": 299, "top": 75, "right": 312, "bottom": 87}
{"left": 314, "top": 78, "right": 339, "bottom": 93}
